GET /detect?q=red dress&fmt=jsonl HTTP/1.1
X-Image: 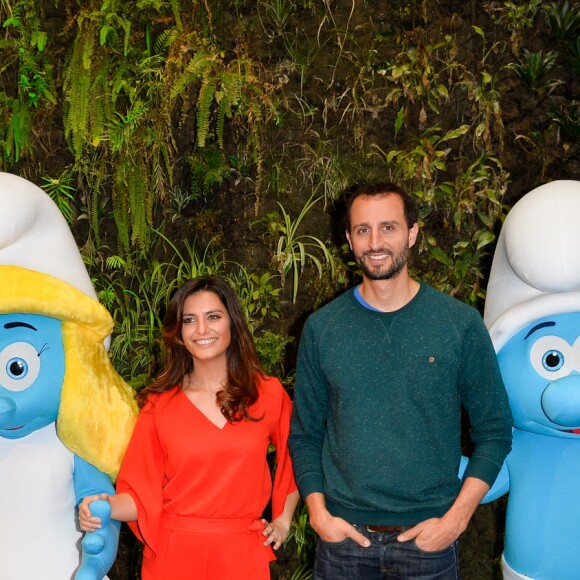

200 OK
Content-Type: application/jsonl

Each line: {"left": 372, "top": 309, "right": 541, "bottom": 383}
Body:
{"left": 116, "top": 376, "right": 297, "bottom": 579}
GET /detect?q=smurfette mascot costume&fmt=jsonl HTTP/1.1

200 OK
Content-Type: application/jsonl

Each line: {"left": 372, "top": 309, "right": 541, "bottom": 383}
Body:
{"left": 483, "top": 180, "right": 580, "bottom": 579}
{"left": 0, "top": 172, "right": 138, "bottom": 579}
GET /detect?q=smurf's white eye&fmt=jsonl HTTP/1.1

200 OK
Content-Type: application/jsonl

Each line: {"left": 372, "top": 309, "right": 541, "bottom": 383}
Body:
{"left": 0, "top": 342, "right": 41, "bottom": 392}
{"left": 530, "top": 335, "right": 580, "bottom": 381}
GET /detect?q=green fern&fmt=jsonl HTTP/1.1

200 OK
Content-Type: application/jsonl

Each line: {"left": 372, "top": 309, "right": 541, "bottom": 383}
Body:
{"left": 153, "top": 28, "right": 179, "bottom": 54}
{"left": 112, "top": 160, "right": 132, "bottom": 256}
{"left": 196, "top": 72, "right": 216, "bottom": 147}
{"left": 5, "top": 98, "right": 32, "bottom": 162}
{"left": 150, "top": 137, "right": 173, "bottom": 203}
{"left": 64, "top": 25, "right": 96, "bottom": 159}
{"left": 170, "top": 51, "right": 217, "bottom": 101}
{"left": 127, "top": 160, "right": 150, "bottom": 250}
{"left": 89, "top": 167, "right": 103, "bottom": 248}
{"left": 216, "top": 70, "right": 242, "bottom": 148}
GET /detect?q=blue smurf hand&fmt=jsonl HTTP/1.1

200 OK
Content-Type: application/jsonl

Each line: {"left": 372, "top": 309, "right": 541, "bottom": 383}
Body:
{"left": 76, "top": 500, "right": 120, "bottom": 580}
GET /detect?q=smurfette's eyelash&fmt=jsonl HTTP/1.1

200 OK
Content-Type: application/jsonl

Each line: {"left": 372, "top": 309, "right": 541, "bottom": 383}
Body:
{"left": 37, "top": 343, "right": 50, "bottom": 357}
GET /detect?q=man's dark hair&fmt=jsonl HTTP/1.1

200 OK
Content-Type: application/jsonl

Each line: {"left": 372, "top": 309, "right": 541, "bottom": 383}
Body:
{"left": 344, "top": 182, "right": 418, "bottom": 230}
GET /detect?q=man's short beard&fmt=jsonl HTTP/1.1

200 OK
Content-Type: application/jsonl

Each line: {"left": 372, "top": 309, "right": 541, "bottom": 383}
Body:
{"left": 356, "top": 246, "right": 410, "bottom": 281}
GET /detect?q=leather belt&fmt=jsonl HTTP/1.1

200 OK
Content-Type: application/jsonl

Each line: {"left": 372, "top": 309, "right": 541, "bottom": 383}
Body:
{"left": 366, "top": 524, "right": 405, "bottom": 533}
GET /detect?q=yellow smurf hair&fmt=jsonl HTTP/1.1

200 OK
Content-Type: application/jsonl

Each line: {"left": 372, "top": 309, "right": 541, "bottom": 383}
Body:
{"left": 0, "top": 265, "right": 137, "bottom": 479}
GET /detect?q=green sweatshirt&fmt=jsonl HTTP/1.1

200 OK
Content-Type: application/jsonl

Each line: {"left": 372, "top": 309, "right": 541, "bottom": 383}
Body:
{"left": 289, "top": 283, "right": 512, "bottom": 526}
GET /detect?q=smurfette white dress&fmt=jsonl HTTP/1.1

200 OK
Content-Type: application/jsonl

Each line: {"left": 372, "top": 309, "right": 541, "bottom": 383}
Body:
{"left": 0, "top": 422, "right": 82, "bottom": 580}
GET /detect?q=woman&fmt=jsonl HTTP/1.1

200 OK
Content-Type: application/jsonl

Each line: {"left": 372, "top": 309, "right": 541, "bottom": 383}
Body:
{"left": 80, "top": 276, "right": 299, "bottom": 579}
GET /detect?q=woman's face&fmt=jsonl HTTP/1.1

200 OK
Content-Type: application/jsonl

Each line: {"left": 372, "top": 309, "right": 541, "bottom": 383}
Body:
{"left": 181, "top": 291, "right": 231, "bottom": 365}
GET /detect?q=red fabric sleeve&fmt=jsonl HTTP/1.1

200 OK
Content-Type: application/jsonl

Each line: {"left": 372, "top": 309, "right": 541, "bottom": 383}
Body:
{"left": 116, "top": 395, "right": 166, "bottom": 558}
{"left": 265, "top": 377, "right": 298, "bottom": 520}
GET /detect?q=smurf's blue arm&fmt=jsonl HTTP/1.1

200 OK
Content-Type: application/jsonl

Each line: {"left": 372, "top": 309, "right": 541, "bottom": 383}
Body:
{"left": 459, "top": 455, "right": 510, "bottom": 504}
{"left": 74, "top": 456, "right": 115, "bottom": 499}
{"left": 73, "top": 456, "right": 120, "bottom": 580}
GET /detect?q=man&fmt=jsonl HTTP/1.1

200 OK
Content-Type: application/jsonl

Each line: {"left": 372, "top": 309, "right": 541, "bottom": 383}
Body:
{"left": 289, "top": 182, "right": 512, "bottom": 579}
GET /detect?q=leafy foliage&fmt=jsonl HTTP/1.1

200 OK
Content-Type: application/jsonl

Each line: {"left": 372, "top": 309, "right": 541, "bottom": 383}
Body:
{"left": 510, "top": 49, "right": 562, "bottom": 95}
{"left": 261, "top": 195, "right": 335, "bottom": 304}
{"left": 40, "top": 169, "right": 76, "bottom": 224}
{"left": 545, "top": 0, "right": 580, "bottom": 41}
{"left": 1, "top": 3, "right": 577, "bottom": 574}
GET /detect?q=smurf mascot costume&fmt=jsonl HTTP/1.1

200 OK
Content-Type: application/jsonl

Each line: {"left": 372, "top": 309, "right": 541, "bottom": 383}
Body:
{"left": 0, "top": 172, "right": 138, "bottom": 579}
{"left": 483, "top": 180, "right": 580, "bottom": 579}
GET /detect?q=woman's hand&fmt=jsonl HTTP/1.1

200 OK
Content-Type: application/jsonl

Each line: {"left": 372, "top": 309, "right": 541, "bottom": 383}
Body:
{"left": 78, "top": 494, "right": 110, "bottom": 532}
{"left": 261, "top": 517, "right": 290, "bottom": 550}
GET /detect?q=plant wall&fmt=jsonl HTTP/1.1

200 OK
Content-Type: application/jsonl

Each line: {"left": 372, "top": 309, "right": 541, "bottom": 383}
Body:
{"left": 0, "top": 1, "right": 578, "bottom": 575}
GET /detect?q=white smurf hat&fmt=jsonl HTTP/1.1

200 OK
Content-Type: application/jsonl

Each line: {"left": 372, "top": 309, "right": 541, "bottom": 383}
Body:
{"left": 0, "top": 172, "right": 137, "bottom": 479}
{"left": 484, "top": 180, "right": 580, "bottom": 351}
{"left": 0, "top": 171, "right": 97, "bottom": 298}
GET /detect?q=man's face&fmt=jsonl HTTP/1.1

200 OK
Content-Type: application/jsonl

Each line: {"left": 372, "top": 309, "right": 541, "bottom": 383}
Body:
{"left": 346, "top": 194, "right": 418, "bottom": 281}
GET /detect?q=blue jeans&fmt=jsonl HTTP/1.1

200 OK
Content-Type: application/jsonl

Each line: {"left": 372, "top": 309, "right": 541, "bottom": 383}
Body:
{"left": 313, "top": 524, "right": 460, "bottom": 580}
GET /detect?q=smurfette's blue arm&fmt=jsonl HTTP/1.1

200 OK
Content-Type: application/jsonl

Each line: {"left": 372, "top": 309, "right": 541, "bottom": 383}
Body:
{"left": 73, "top": 455, "right": 120, "bottom": 580}
{"left": 459, "top": 455, "right": 510, "bottom": 504}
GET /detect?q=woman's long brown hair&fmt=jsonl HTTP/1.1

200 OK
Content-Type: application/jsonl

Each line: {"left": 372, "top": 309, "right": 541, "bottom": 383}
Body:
{"left": 136, "top": 276, "right": 264, "bottom": 422}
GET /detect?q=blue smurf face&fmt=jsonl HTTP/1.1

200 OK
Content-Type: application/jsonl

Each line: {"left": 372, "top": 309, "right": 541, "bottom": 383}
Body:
{"left": 498, "top": 312, "right": 580, "bottom": 438}
{"left": 0, "top": 314, "right": 64, "bottom": 438}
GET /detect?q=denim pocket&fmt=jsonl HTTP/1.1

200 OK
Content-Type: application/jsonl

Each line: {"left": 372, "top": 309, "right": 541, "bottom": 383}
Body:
{"left": 411, "top": 539, "right": 456, "bottom": 556}
{"left": 318, "top": 536, "right": 352, "bottom": 546}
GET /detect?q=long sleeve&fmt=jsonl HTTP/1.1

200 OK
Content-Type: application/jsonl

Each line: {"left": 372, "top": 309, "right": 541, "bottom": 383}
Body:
{"left": 116, "top": 397, "right": 166, "bottom": 558}
{"left": 267, "top": 377, "right": 298, "bottom": 519}
{"left": 459, "top": 313, "right": 513, "bottom": 486}
{"left": 288, "top": 317, "right": 329, "bottom": 498}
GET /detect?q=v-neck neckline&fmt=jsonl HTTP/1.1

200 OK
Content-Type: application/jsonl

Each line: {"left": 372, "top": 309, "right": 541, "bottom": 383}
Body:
{"left": 181, "top": 389, "right": 228, "bottom": 430}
